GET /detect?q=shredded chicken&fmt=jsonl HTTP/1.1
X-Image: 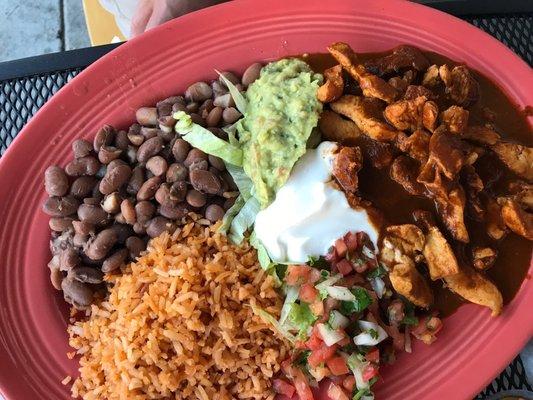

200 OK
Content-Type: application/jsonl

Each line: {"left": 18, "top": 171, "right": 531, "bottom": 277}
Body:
{"left": 462, "top": 165, "right": 485, "bottom": 220}
{"left": 364, "top": 45, "right": 430, "bottom": 76}
{"left": 390, "top": 259, "right": 434, "bottom": 308}
{"left": 422, "top": 64, "right": 440, "bottom": 87}
{"left": 331, "top": 95, "right": 399, "bottom": 142}
{"left": 328, "top": 42, "right": 399, "bottom": 103}
{"left": 404, "top": 85, "right": 435, "bottom": 101}
{"left": 463, "top": 125, "right": 501, "bottom": 145}
{"left": 390, "top": 156, "right": 427, "bottom": 196}
{"left": 395, "top": 130, "right": 430, "bottom": 163}
{"left": 422, "top": 226, "right": 460, "bottom": 280}
{"left": 318, "top": 110, "right": 362, "bottom": 143}
{"left": 492, "top": 141, "right": 533, "bottom": 182}
{"left": 317, "top": 64, "right": 344, "bottom": 103}
{"left": 332, "top": 146, "right": 362, "bottom": 193}
{"left": 384, "top": 96, "right": 438, "bottom": 133}
{"left": 440, "top": 105, "right": 469, "bottom": 135}
{"left": 498, "top": 198, "right": 533, "bottom": 240}
{"left": 444, "top": 267, "right": 503, "bottom": 316}
{"left": 472, "top": 247, "right": 497, "bottom": 271}
{"left": 434, "top": 185, "right": 469, "bottom": 243}
{"left": 485, "top": 198, "right": 507, "bottom": 240}
{"left": 439, "top": 65, "right": 480, "bottom": 107}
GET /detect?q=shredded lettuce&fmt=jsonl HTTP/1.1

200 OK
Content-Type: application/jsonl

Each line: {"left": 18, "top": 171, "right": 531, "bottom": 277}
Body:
{"left": 225, "top": 164, "right": 254, "bottom": 200}
{"left": 279, "top": 285, "right": 299, "bottom": 325}
{"left": 251, "top": 304, "right": 296, "bottom": 343}
{"left": 215, "top": 70, "right": 247, "bottom": 114}
{"left": 219, "top": 195, "right": 245, "bottom": 234}
{"left": 249, "top": 230, "right": 272, "bottom": 270}
{"left": 287, "top": 303, "right": 317, "bottom": 337}
{"left": 228, "top": 196, "right": 260, "bottom": 244}
{"left": 173, "top": 111, "right": 243, "bottom": 166}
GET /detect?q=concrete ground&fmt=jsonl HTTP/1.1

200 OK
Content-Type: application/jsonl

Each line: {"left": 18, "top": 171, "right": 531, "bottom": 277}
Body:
{"left": 0, "top": 0, "right": 91, "bottom": 62}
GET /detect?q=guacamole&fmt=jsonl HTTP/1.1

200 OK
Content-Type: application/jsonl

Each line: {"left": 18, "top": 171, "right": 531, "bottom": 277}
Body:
{"left": 236, "top": 58, "right": 323, "bottom": 208}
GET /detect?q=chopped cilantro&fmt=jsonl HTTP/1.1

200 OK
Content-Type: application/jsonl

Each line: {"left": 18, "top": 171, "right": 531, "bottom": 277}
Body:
{"left": 353, "top": 388, "right": 371, "bottom": 400}
{"left": 307, "top": 255, "right": 329, "bottom": 269}
{"left": 294, "top": 350, "right": 311, "bottom": 367}
{"left": 367, "top": 263, "right": 387, "bottom": 279}
{"left": 401, "top": 315, "right": 419, "bottom": 326}
{"left": 275, "top": 264, "right": 288, "bottom": 281}
{"left": 340, "top": 287, "right": 373, "bottom": 315}
{"left": 368, "top": 328, "right": 379, "bottom": 340}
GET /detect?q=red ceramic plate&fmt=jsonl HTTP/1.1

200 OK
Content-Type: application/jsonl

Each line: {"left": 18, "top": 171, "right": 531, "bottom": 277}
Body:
{"left": 0, "top": 0, "right": 531, "bottom": 399}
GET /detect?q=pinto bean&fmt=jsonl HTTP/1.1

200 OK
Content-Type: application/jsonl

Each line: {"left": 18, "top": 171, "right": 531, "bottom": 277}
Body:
{"left": 70, "top": 266, "right": 104, "bottom": 284}
{"left": 137, "top": 136, "right": 164, "bottom": 163}
{"left": 219, "top": 71, "right": 240, "bottom": 86}
{"left": 115, "top": 130, "right": 130, "bottom": 150}
{"left": 73, "top": 233, "right": 88, "bottom": 248}
{"left": 65, "top": 156, "right": 101, "bottom": 177}
{"left": 77, "top": 203, "right": 109, "bottom": 225}
{"left": 121, "top": 199, "right": 137, "bottom": 224}
{"left": 137, "top": 176, "right": 161, "bottom": 201}
{"left": 127, "top": 130, "right": 145, "bottom": 146}
{"left": 146, "top": 156, "right": 168, "bottom": 176}
{"left": 127, "top": 166, "right": 145, "bottom": 195}
{"left": 242, "top": 62, "right": 262, "bottom": 87}
{"left": 186, "top": 102, "right": 199, "bottom": 113}
{"left": 159, "top": 202, "right": 189, "bottom": 219}
{"left": 185, "top": 82, "right": 212, "bottom": 102}
{"left": 136, "top": 107, "right": 158, "bottom": 126}
{"left": 49, "top": 217, "right": 74, "bottom": 232}
{"left": 98, "top": 146, "right": 122, "bottom": 164}
{"left": 205, "top": 204, "right": 225, "bottom": 222}
{"left": 183, "top": 148, "right": 207, "bottom": 167}
{"left": 172, "top": 102, "right": 186, "bottom": 113}
{"left": 213, "top": 93, "right": 235, "bottom": 108}
{"left": 170, "top": 181, "right": 187, "bottom": 202}
{"left": 102, "top": 192, "right": 122, "bottom": 213}
{"left": 189, "top": 159, "right": 208, "bottom": 171}
{"left": 208, "top": 155, "right": 226, "bottom": 171}
{"left": 101, "top": 248, "right": 129, "bottom": 273}
{"left": 135, "top": 201, "right": 155, "bottom": 223}
{"left": 211, "top": 80, "right": 228, "bottom": 97}
{"left": 70, "top": 176, "right": 97, "bottom": 198}
{"left": 155, "top": 183, "right": 172, "bottom": 206}
{"left": 62, "top": 278, "right": 93, "bottom": 308}
{"left": 206, "top": 106, "right": 223, "bottom": 127}
{"left": 99, "top": 163, "right": 132, "bottom": 194}
{"left": 45, "top": 166, "right": 69, "bottom": 196}
{"left": 172, "top": 139, "right": 190, "bottom": 162}
{"left": 199, "top": 99, "right": 214, "bottom": 118}
{"left": 72, "top": 220, "right": 94, "bottom": 236}
{"left": 140, "top": 127, "right": 159, "bottom": 140}
{"left": 49, "top": 265, "right": 63, "bottom": 290}
{"left": 109, "top": 223, "right": 134, "bottom": 244}
{"left": 222, "top": 107, "right": 242, "bottom": 124}
{"left": 133, "top": 222, "right": 146, "bottom": 235}
{"left": 157, "top": 102, "right": 173, "bottom": 117}
{"left": 146, "top": 216, "right": 175, "bottom": 238}
{"left": 43, "top": 195, "right": 80, "bottom": 217}
{"left": 59, "top": 247, "right": 80, "bottom": 271}
{"left": 185, "top": 189, "right": 206, "bottom": 208}
{"left": 72, "top": 139, "right": 93, "bottom": 158}
{"left": 126, "top": 236, "right": 145, "bottom": 259}
{"left": 93, "top": 125, "right": 115, "bottom": 152}
{"left": 166, "top": 163, "right": 188, "bottom": 182}
{"left": 189, "top": 169, "right": 221, "bottom": 194}
{"left": 85, "top": 228, "right": 118, "bottom": 260}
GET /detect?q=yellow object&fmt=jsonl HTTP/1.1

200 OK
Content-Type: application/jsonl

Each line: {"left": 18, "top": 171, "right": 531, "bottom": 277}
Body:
{"left": 82, "top": 0, "right": 126, "bottom": 45}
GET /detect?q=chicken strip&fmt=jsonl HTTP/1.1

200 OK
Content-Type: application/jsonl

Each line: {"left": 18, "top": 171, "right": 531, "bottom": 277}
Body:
{"left": 428, "top": 128, "right": 478, "bottom": 180}
{"left": 318, "top": 110, "right": 362, "bottom": 143}
{"left": 422, "top": 226, "right": 460, "bottom": 280}
{"left": 395, "top": 129, "right": 430, "bottom": 163}
{"left": 332, "top": 146, "right": 362, "bottom": 193}
{"left": 499, "top": 198, "right": 533, "bottom": 240}
{"left": 472, "top": 247, "right": 497, "bottom": 271}
{"left": 364, "top": 45, "right": 430, "bottom": 76}
{"left": 384, "top": 96, "right": 438, "bottom": 132}
{"left": 485, "top": 198, "right": 507, "bottom": 240}
{"left": 328, "top": 42, "right": 399, "bottom": 103}
{"left": 317, "top": 64, "right": 344, "bottom": 103}
{"left": 331, "top": 95, "right": 399, "bottom": 142}
{"left": 380, "top": 224, "right": 425, "bottom": 267}
{"left": 434, "top": 185, "right": 470, "bottom": 243}
{"left": 390, "top": 156, "right": 427, "bottom": 196}
{"left": 463, "top": 125, "right": 501, "bottom": 145}
{"left": 390, "top": 259, "right": 433, "bottom": 308}
{"left": 444, "top": 267, "right": 503, "bottom": 316}
{"left": 439, "top": 65, "right": 480, "bottom": 107}
{"left": 492, "top": 141, "right": 533, "bottom": 182}
{"left": 440, "top": 105, "right": 469, "bottom": 135}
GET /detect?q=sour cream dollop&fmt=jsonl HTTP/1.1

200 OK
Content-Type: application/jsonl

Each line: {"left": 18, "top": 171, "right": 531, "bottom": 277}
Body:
{"left": 254, "top": 141, "right": 379, "bottom": 263}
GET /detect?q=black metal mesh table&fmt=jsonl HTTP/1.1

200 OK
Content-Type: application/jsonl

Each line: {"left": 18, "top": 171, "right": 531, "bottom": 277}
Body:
{"left": 0, "top": 7, "right": 531, "bottom": 400}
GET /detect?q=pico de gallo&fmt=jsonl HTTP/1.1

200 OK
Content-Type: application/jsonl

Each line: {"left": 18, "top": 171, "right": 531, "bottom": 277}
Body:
{"left": 258, "top": 231, "right": 442, "bottom": 400}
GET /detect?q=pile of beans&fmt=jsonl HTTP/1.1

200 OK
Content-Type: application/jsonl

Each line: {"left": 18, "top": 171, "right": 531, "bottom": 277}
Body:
{"left": 42, "top": 63, "right": 263, "bottom": 309}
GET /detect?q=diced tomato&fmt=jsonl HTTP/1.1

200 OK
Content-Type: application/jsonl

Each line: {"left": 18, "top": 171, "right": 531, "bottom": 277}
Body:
{"left": 295, "top": 340, "right": 307, "bottom": 350}
{"left": 299, "top": 283, "right": 319, "bottom": 303}
{"left": 412, "top": 316, "right": 429, "bottom": 336}
{"left": 273, "top": 379, "right": 296, "bottom": 398}
{"left": 336, "top": 259, "right": 353, "bottom": 276}
{"left": 339, "top": 274, "right": 365, "bottom": 287}
{"left": 327, "top": 382, "right": 349, "bottom": 400}
{"left": 362, "top": 364, "right": 379, "bottom": 382}
{"left": 310, "top": 300, "right": 324, "bottom": 317}
{"left": 305, "top": 328, "right": 323, "bottom": 351}
{"left": 353, "top": 260, "right": 370, "bottom": 274}
{"left": 325, "top": 248, "right": 339, "bottom": 264}
{"left": 285, "top": 265, "right": 313, "bottom": 286}
{"left": 343, "top": 232, "right": 359, "bottom": 252}
{"left": 292, "top": 367, "right": 315, "bottom": 400}
{"left": 326, "top": 356, "right": 350, "bottom": 375}
{"left": 365, "top": 348, "right": 380, "bottom": 363}
{"left": 334, "top": 238, "right": 348, "bottom": 258}
{"left": 308, "top": 344, "right": 337, "bottom": 368}
{"left": 337, "top": 335, "right": 351, "bottom": 347}
{"left": 342, "top": 375, "right": 356, "bottom": 392}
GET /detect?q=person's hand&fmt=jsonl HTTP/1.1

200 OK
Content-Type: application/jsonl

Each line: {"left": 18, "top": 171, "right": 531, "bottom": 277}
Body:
{"left": 131, "top": 0, "right": 227, "bottom": 37}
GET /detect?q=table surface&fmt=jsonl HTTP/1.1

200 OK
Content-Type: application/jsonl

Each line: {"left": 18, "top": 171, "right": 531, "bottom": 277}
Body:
{"left": 0, "top": 3, "right": 531, "bottom": 400}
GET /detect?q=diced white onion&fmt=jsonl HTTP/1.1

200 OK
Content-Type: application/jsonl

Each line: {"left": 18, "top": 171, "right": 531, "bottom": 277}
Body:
{"left": 315, "top": 274, "right": 343, "bottom": 291}
{"left": 326, "top": 286, "right": 356, "bottom": 301}
{"left": 353, "top": 320, "right": 388, "bottom": 346}
{"left": 317, "top": 323, "right": 344, "bottom": 346}
{"left": 346, "top": 354, "right": 369, "bottom": 390}
{"left": 370, "top": 276, "right": 386, "bottom": 298}
{"left": 329, "top": 310, "right": 350, "bottom": 330}
{"left": 362, "top": 246, "right": 374, "bottom": 259}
